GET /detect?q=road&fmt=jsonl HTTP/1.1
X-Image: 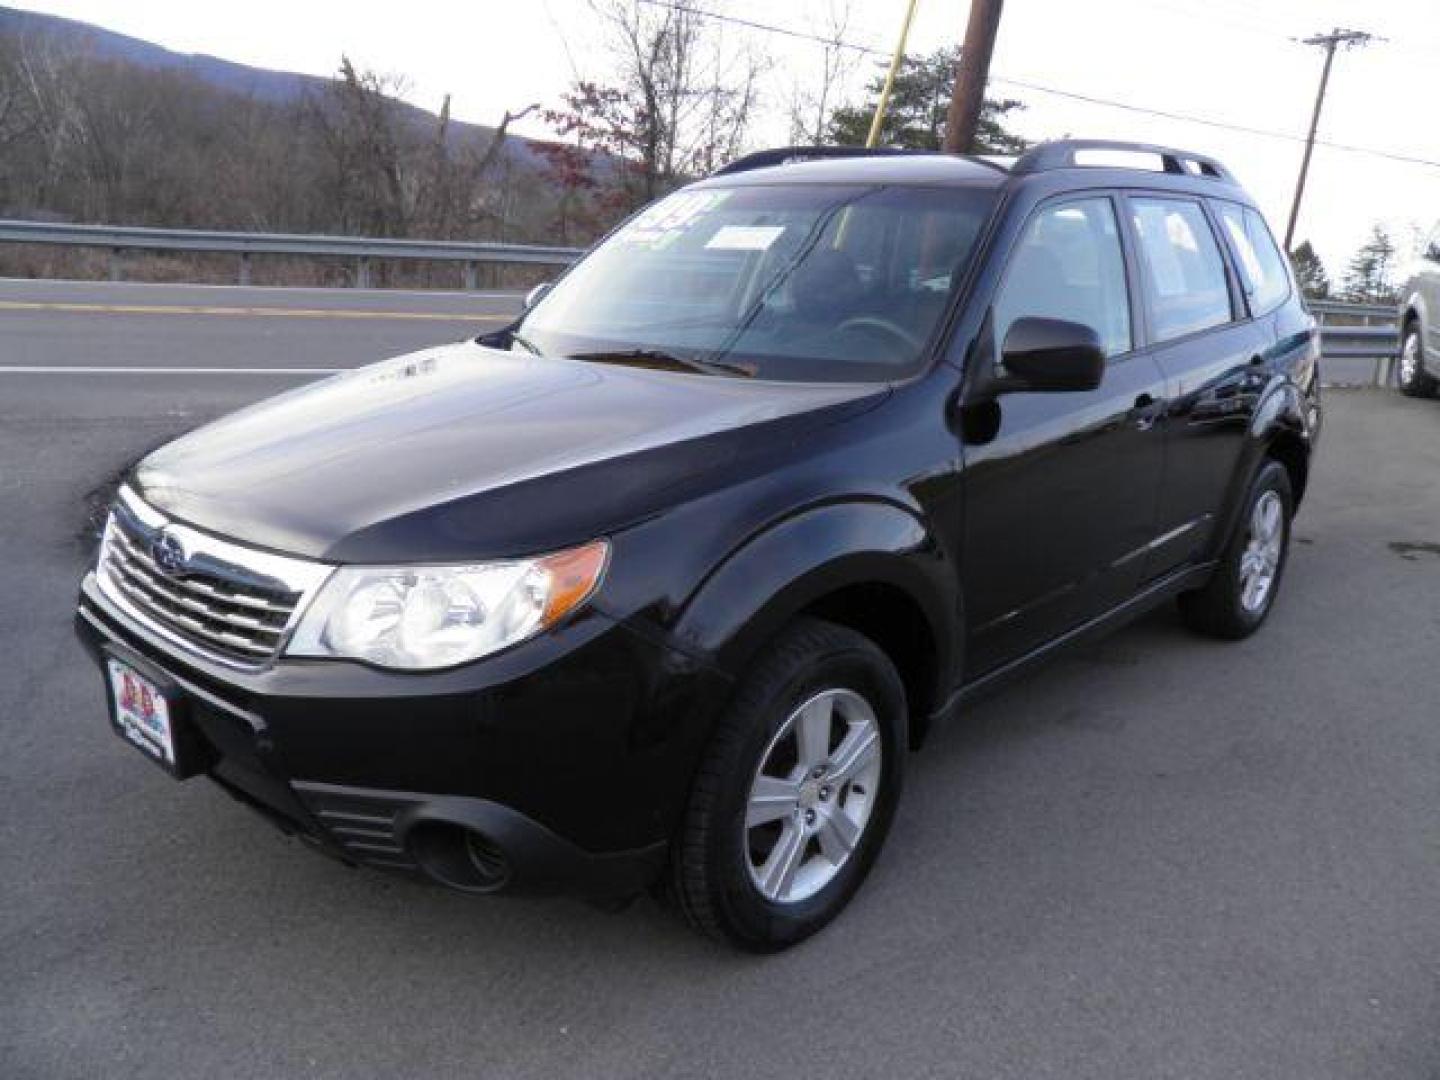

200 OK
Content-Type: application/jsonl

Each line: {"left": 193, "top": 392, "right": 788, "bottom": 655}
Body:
{"left": 0, "top": 277, "right": 520, "bottom": 372}
{"left": 2, "top": 280, "right": 1438, "bottom": 1079}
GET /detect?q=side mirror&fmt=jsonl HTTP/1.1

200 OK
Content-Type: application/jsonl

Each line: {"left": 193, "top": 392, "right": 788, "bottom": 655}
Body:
{"left": 997, "top": 317, "right": 1105, "bottom": 393}
{"left": 524, "top": 282, "right": 552, "bottom": 310}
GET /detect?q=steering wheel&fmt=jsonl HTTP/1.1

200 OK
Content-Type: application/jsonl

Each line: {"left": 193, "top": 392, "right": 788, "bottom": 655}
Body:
{"left": 836, "top": 316, "right": 923, "bottom": 354}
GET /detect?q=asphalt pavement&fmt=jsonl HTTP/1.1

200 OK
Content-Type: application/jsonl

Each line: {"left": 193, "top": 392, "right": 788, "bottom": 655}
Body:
{"left": 1, "top": 279, "right": 1438, "bottom": 1079}
{"left": 0, "top": 276, "right": 520, "bottom": 371}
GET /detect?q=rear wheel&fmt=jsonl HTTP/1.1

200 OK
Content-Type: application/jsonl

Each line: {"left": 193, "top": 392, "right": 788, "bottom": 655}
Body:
{"left": 1179, "top": 460, "right": 1293, "bottom": 640}
{"left": 672, "top": 618, "right": 905, "bottom": 951}
{"left": 1396, "top": 325, "right": 1438, "bottom": 398}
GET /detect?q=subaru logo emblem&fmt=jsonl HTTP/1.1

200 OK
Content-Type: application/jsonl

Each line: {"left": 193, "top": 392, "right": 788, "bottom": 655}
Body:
{"left": 150, "top": 530, "right": 187, "bottom": 576}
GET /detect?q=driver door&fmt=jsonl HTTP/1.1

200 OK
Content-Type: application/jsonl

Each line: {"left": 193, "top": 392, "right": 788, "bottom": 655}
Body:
{"left": 961, "top": 193, "right": 1168, "bottom": 676}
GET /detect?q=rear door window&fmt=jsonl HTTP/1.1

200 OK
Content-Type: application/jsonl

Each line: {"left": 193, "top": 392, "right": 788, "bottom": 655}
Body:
{"left": 1129, "top": 197, "right": 1234, "bottom": 342}
{"left": 1216, "top": 202, "right": 1292, "bottom": 314}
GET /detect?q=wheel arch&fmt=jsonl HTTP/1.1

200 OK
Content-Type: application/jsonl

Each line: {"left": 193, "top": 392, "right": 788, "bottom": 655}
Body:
{"left": 1199, "top": 383, "right": 1315, "bottom": 558}
{"left": 1401, "top": 289, "right": 1427, "bottom": 334}
{"left": 1401, "top": 291, "right": 1429, "bottom": 368}
{"left": 670, "top": 499, "right": 958, "bottom": 749}
{"left": 800, "top": 580, "right": 944, "bottom": 748}
{"left": 1265, "top": 426, "right": 1310, "bottom": 507}
{"left": 1246, "top": 376, "right": 1314, "bottom": 496}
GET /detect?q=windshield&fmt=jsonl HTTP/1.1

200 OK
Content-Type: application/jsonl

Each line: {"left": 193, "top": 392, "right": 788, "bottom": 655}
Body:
{"left": 509, "top": 182, "right": 997, "bottom": 382}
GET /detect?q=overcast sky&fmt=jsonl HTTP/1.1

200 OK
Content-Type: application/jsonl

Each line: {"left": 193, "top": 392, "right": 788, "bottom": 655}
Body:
{"left": 11, "top": 0, "right": 1439, "bottom": 276}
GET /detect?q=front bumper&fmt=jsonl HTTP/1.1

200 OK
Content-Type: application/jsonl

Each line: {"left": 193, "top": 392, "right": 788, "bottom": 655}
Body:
{"left": 76, "top": 571, "right": 727, "bottom": 897}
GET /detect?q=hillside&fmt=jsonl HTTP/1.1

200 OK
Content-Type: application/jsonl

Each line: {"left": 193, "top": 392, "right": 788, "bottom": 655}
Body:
{"left": 0, "top": 2, "right": 640, "bottom": 283}
{"left": 0, "top": 5, "right": 317, "bottom": 102}
{"left": 0, "top": 5, "right": 580, "bottom": 189}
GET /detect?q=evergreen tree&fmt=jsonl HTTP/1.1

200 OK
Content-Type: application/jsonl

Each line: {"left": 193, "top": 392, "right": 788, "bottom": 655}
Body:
{"left": 828, "top": 48, "right": 1027, "bottom": 154}
{"left": 1289, "top": 240, "right": 1330, "bottom": 300}
{"left": 1341, "top": 225, "right": 1399, "bottom": 304}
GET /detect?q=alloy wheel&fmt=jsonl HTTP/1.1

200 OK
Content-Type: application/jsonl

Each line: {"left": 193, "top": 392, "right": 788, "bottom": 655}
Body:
{"left": 1398, "top": 333, "right": 1420, "bottom": 386}
{"left": 1238, "top": 489, "right": 1284, "bottom": 614}
{"left": 743, "top": 688, "right": 883, "bottom": 904}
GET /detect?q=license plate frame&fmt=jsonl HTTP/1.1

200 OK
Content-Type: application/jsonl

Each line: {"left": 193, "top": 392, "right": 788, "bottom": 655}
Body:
{"left": 104, "top": 654, "right": 202, "bottom": 779}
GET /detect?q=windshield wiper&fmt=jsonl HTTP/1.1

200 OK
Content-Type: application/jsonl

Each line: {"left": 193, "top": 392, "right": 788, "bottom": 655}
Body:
{"left": 507, "top": 330, "right": 545, "bottom": 357}
{"left": 568, "top": 348, "right": 755, "bottom": 378}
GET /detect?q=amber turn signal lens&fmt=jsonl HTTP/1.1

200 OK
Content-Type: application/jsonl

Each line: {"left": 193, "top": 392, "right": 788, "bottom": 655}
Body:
{"left": 537, "top": 540, "right": 609, "bottom": 626}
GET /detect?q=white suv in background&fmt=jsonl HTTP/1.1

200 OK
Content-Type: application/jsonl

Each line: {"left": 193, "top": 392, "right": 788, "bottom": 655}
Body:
{"left": 1398, "top": 222, "right": 1440, "bottom": 397}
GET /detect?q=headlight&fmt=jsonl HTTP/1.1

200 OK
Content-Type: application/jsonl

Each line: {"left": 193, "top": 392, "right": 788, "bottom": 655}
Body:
{"left": 287, "top": 541, "right": 608, "bottom": 670}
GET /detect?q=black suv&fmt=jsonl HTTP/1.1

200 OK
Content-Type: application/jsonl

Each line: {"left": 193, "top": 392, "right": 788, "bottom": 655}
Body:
{"left": 76, "top": 140, "right": 1320, "bottom": 950}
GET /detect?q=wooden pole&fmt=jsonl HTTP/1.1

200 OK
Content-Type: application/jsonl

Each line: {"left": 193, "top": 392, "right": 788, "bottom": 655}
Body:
{"left": 943, "top": 0, "right": 1004, "bottom": 154}
{"left": 1284, "top": 28, "right": 1372, "bottom": 251}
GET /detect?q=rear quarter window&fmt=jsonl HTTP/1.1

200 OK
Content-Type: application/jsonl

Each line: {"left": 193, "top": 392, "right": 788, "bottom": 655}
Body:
{"left": 1216, "top": 202, "right": 1292, "bottom": 315}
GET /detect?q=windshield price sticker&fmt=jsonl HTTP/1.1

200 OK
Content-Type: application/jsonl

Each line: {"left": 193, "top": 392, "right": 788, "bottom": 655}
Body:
{"left": 616, "top": 190, "right": 732, "bottom": 249}
{"left": 704, "top": 225, "right": 785, "bottom": 251}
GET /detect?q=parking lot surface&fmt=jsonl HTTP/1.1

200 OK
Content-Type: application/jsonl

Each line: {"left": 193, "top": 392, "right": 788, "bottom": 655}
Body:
{"left": 2, "top": 280, "right": 1437, "bottom": 1079}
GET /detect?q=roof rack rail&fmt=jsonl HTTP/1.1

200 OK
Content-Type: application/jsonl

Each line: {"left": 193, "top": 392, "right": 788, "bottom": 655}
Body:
{"left": 712, "top": 145, "right": 937, "bottom": 177}
{"left": 1011, "top": 139, "right": 1234, "bottom": 183}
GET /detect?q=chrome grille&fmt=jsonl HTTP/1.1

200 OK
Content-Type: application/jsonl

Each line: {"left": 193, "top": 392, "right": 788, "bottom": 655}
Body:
{"left": 97, "top": 487, "right": 332, "bottom": 668}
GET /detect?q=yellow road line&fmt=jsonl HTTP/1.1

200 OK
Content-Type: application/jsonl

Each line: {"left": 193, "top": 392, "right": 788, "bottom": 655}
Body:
{"left": 0, "top": 300, "right": 508, "bottom": 322}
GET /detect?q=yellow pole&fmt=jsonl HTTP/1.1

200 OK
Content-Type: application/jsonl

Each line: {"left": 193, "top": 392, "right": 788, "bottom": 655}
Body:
{"left": 865, "top": 0, "right": 921, "bottom": 148}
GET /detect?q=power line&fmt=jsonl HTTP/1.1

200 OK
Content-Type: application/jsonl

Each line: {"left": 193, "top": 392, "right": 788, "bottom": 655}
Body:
{"left": 634, "top": 0, "right": 1440, "bottom": 171}
{"left": 989, "top": 74, "right": 1438, "bottom": 170}
{"left": 638, "top": 0, "right": 887, "bottom": 54}
{"left": 1086, "top": 0, "right": 1438, "bottom": 65}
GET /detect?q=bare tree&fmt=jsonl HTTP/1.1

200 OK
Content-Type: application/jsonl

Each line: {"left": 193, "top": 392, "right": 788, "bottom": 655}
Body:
{"left": 454, "top": 102, "right": 540, "bottom": 238}
{"left": 0, "top": 35, "right": 39, "bottom": 208}
{"left": 0, "top": 26, "right": 583, "bottom": 283}
{"left": 7, "top": 30, "right": 87, "bottom": 213}
{"left": 691, "top": 30, "right": 764, "bottom": 175}
{"left": 0, "top": 35, "right": 39, "bottom": 156}
{"left": 304, "top": 58, "right": 416, "bottom": 236}
{"left": 473, "top": 103, "right": 540, "bottom": 177}
{"left": 546, "top": 0, "right": 765, "bottom": 205}
{"left": 786, "top": 0, "right": 859, "bottom": 147}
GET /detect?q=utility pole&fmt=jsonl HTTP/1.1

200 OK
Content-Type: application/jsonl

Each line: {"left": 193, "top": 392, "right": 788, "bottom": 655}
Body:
{"left": 943, "top": 0, "right": 1004, "bottom": 153}
{"left": 1283, "top": 27, "right": 1374, "bottom": 251}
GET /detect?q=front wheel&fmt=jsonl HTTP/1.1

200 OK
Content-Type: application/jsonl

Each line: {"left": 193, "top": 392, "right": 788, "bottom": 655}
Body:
{"left": 672, "top": 618, "right": 906, "bottom": 951}
{"left": 1396, "top": 326, "right": 1438, "bottom": 398}
{"left": 1179, "top": 459, "right": 1293, "bottom": 640}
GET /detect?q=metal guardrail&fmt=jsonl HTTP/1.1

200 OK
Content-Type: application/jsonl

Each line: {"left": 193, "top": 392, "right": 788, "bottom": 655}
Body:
{"left": 1310, "top": 299, "right": 1400, "bottom": 387}
{"left": 0, "top": 219, "right": 584, "bottom": 288}
{"left": 0, "top": 219, "right": 1409, "bottom": 385}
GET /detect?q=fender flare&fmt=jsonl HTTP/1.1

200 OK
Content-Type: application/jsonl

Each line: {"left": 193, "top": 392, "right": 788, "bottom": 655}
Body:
{"left": 669, "top": 499, "right": 958, "bottom": 720}
{"left": 1209, "top": 379, "right": 1314, "bottom": 554}
{"left": 1401, "top": 291, "right": 1429, "bottom": 372}
{"left": 1401, "top": 290, "right": 1427, "bottom": 337}
{"left": 1247, "top": 377, "right": 1311, "bottom": 443}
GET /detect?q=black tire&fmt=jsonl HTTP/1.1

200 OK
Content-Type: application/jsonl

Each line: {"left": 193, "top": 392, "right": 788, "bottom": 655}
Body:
{"left": 1178, "top": 459, "right": 1293, "bottom": 640}
{"left": 672, "top": 617, "right": 906, "bottom": 952}
{"left": 1397, "top": 325, "right": 1438, "bottom": 398}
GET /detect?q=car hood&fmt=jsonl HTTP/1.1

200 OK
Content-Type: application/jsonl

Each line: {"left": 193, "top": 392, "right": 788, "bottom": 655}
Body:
{"left": 133, "top": 341, "right": 886, "bottom": 562}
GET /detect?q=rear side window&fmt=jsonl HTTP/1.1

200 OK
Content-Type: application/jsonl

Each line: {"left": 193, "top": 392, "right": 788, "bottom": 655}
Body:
{"left": 994, "top": 196, "right": 1132, "bottom": 358}
{"left": 1129, "top": 197, "right": 1233, "bottom": 342}
{"left": 1216, "top": 203, "right": 1291, "bottom": 314}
